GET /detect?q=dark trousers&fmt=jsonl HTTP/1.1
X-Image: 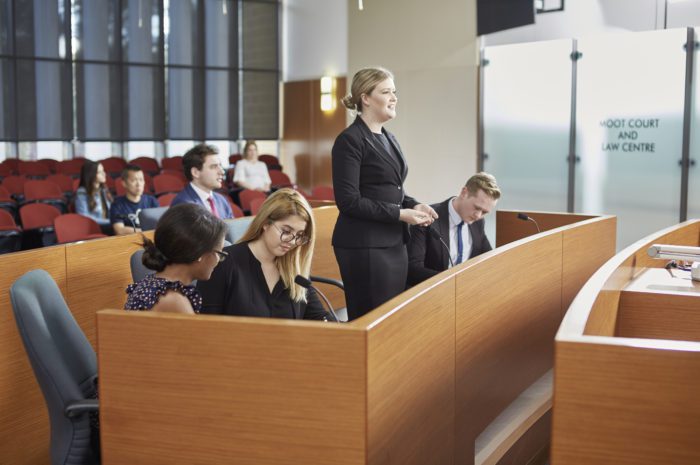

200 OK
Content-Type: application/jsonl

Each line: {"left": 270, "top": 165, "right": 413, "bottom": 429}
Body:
{"left": 334, "top": 244, "right": 408, "bottom": 321}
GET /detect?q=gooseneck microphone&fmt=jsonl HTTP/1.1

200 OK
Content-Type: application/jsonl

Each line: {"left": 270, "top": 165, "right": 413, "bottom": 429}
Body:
{"left": 294, "top": 275, "right": 340, "bottom": 323}
{"left": 428, "top": 224, "right": 454, "bottom": 268}
{"left": 517, "top": 213, "right": 541, "bottom": 233}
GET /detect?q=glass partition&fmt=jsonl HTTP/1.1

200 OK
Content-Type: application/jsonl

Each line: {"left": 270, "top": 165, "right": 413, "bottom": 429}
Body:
{"left": 687, "top": 29, "right": 700, "bottom": 220}
{"left": 575, "top": 29, "right": 687, "bottom": 248}
{"left": 482, "top": 39, "right": 573, "bottom": 242}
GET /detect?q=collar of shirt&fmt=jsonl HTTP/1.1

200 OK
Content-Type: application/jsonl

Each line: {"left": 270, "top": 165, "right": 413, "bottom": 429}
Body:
{"left": 190, "top": 182, "right": 214, "bottom": 210}
{"left": 448, "top": 197, "right": 463, "bottom": 229}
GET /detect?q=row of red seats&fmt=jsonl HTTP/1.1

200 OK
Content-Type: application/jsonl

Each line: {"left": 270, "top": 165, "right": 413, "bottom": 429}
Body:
{"left": 0, "top": 205, "right": 107, "bottom": 251}
{"left": 0, "top": 153, "right": 282, "bottom": 178}
{"left": 0, "top": 173, "right": 187, "bottom": 199}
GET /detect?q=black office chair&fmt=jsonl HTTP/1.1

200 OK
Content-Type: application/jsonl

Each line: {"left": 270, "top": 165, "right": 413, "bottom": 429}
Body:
{"left": 309, "top": 275, "right": 348, "bottom": 322}
{"left": 11, "top": 269, "right": 100, "bottom": 465}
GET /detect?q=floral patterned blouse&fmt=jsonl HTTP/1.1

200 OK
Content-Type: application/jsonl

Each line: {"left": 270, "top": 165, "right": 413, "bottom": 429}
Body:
{"left": 125, "top": 274, "right": 202, "bottom": 313}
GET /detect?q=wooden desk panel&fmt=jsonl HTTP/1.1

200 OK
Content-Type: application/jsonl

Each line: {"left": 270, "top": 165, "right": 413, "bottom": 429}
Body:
{"left": 0, "top": 246, "right": 67, "bottom": 465}
{"left": 65, "top": 233, "right": 147, "bottom": 346}
{"left": 496, "top": 211, "right": 596, "bottom": 247}
{"left": 553, "top": 341, "right": 700, "bottom": 465}
{"left": 366, "top": 276, "right": 456, "bottom": 465}
{"left": 99, "top": 312, "right": 366, "bottom": 465}
{"left": 617, "top": 290, "right": 700, "bottom": 342}
{"left": 311, "top": 206, "right": 345, "bottom": 309}
{"left": 562, "top": 217, "right": 617, "bottom": 312}
{"left": 455, "top": 233, "right": 563, "bottom": 465}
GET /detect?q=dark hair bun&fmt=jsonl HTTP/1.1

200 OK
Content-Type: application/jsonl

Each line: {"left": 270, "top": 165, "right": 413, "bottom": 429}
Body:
{"left": 141, "top": 236, "right": 168, "bottom": 272}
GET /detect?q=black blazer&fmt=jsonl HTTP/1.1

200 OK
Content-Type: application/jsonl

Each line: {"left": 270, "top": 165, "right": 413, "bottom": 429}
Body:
{"left": 332, "top": 116, "right": 418, "bottom": 248}
{"left": 196, "top": 242, "right": 330, "bottom": 320}
{"left": 407, "top": 198, "right": 492, "bottom": 286}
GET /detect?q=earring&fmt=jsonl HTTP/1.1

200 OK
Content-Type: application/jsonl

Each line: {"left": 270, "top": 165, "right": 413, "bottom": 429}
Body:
{"left": 197, "top": 257, "right": 203, "bottom": 262}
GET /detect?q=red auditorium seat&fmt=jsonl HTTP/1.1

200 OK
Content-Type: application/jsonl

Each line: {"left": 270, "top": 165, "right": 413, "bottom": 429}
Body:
{"left": 269, "top": 170, "right": 293, "bottom": 188}
{"left": 250, "top": 197, "right": 265, "bottom": 215}
{"left": 54, "top": 214, "right": 107, "bottom": 244}
{"left": 37, "top": 158, "right": 59, "bottom": 174}
{"left": 24, "top": 180, "right": 67, "bottom": 212}
{"left": 18, "top": 161, "right": 50, "bottom": 178}
{"left": 130, "top": 157, "right": 159, "bottom": 176}
{"left": 100, "top": 157, "right": 127, "bottom": 178}
{"left": 229, "top": 154, "right": 243, "bottom": 165}
{"left": 47, "top": 174, "right": 75, "bottom": 195}
{"left": 310, "top": 185, "right": 335, "bottom": 201}
{"left": 239, "top": 189, "right": 267, "bottom": 213}
{"left": 0, "top": 209, "right": 22, "bottom": 253}
{"left": 56, "top": 159, "right": 85, "bottom": 178}
{"left": 152, "top": 174, "right": 185, "bottom": 196}
{"left": 19, "top": 203, "right": 61, "bottom": 248}
{"left": 157, "top": 193, "right": 177, "bottom": 207}
{"left": 161, "top": 156, "right": 183, "bottom": 171}
{"left": 1, "top": 175, "right": 27, "bottom": 200}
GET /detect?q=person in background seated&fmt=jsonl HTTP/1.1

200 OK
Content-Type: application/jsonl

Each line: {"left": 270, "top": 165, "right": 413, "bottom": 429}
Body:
{"left": 407, "top": 172, "right": 501, "bottom": 287}
{"left": 110, "top": 165, "right": 159, "bottom": 235}
{"left": 197, "top": 188, "right": 334, "bottom": 321}
{"left": 75, "top": 160, "right": 113, "bottom": 234}
{"left": 170, "top": 144, "right": 234, "bottom": 219}
{"left": 125, "top": 203, "right": 227, "bottom": 314}
{"left": 233, "top": 140, "right": 271, "bottom": 192}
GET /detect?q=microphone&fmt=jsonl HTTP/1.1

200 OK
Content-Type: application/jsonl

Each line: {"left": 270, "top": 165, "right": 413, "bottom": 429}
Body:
{"left": 116, "top": 213, "right": 139, "bottom": 233}
{"left": 428, "top": 223, "right": 454, "bottom": 268}
{"left": 517, "top": 213, "right": 541, "bottom": 233}
{"left": 294, "top": 275, "right": 340, "bottom": 323}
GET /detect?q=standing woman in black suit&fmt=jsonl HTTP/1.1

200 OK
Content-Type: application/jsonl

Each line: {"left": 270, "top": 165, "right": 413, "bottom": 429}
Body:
{"left": 332, "top": 67, "right": 438, "bottom": 321}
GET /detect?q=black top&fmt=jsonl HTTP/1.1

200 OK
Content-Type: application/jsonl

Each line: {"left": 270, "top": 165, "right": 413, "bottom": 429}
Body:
{"left": 196, "top": 242, "right": 329, "bottom": 320}
{"left": 331, "top": 116, "right": 418, "bottom": 249}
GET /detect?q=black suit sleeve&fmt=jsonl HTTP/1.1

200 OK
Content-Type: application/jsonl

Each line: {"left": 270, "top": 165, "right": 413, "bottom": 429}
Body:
{"left": 302, "top": 287, "right": 332, "bottom": 321}
{"left": 332, "top": 132, "right": 401, "bottom": 223}
{"left": 406, "top": 224, "right": 439, "bottom": 286}
{"left": 197, "top": 259, "right": 230, "bottom": 315}
{"left": 401, "top": 193, "right": 418, "bottom": 209}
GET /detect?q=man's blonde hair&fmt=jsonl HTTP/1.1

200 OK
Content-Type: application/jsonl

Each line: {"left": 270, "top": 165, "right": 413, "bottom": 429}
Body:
{"left": 465, "top": 172, "right": 501, "bottom": 200}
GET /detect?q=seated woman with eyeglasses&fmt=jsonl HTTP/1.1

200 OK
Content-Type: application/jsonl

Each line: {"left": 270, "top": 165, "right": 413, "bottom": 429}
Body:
{"left": 125, "top": 203, "right": 228, "bottom": 314}
{"left": 197, "top": 188, "right": 333, "bottom": 320}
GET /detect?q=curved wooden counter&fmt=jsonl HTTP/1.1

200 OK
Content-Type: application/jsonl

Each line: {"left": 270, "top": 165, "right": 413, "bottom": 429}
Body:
{"left": 97, "top": 210, "right": 616, "bottom": 465}
{"left": 552, "top": 220, "right": 700, "bottom": 465}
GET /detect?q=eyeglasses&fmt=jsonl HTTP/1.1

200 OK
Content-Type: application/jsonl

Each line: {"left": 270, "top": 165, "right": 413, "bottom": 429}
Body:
{"left": 271, "top": 222, "right": 310, "bottom": 246}
{"left": 213, "top": 249, "right": 229, "bottom": 262}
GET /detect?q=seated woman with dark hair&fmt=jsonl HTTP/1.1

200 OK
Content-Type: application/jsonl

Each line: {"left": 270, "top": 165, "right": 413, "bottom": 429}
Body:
{"left": 197, "top": 188, "right": 334, "bottom": 320}
{"left": 75, "top": 160, "right": 113, "bottom": 234}
{"left": 125, "top": 203, "right": 228, "bottom": 314}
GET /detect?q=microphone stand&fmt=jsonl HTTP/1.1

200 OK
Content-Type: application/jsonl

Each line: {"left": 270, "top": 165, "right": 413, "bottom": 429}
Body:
{"left": 429, "top": 224, "right": 454, "bottom": 268}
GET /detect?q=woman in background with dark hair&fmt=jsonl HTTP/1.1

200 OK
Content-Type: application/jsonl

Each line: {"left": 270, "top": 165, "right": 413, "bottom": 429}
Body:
{"left": 75, "top": 160, "right": 113, "bottom": 233}
{"left": 125, "top": 203, "right": 227, "bottom": 314}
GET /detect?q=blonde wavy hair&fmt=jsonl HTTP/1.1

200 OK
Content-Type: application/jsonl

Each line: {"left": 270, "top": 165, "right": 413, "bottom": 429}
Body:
{"left": 237, "top": 188, "right": 315, "bottom": 302}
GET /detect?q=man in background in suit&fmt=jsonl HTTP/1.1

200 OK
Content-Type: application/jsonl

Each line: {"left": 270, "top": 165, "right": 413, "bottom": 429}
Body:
{"left": 171, "top": 144, "right": 233, "bottom": 219}
{"left": 407, "top": 172, "right": 501, "bottom": 286}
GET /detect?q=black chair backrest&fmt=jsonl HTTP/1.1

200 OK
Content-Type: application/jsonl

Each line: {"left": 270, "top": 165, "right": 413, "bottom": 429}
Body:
{"left": 11, "top": 269, "right": 98, "bottom": 465}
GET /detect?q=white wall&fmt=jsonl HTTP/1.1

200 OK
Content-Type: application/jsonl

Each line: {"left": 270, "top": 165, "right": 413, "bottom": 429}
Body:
{"left": 283, "top": 0, "right": 348, "bottom": 81}
{"left": 348, "top": 0, "right": 479, "bottom": 204}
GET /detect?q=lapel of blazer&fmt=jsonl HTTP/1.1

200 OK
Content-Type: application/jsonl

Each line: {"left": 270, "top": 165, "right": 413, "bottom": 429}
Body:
{"left": 385, "top": 130, "right": 408, "bottom": 179}
{"left": 354, "top": 117, "right": 402, "bottom": 180}
{"left": 437, "top": 199, "right": 451, "bottom": 269}
{"left": 467, "top": 220, "right": 483, "bottom": 258}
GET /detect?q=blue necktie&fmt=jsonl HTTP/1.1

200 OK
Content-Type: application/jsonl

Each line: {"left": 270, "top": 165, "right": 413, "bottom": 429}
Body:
{"left": 455, "top": 221, "right": 464, "bottom": 265}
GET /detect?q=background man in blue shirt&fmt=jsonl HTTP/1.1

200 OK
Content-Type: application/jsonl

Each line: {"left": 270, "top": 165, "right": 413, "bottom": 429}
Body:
{"left": 110, "top": 165, "right": 159, "bottom": 235}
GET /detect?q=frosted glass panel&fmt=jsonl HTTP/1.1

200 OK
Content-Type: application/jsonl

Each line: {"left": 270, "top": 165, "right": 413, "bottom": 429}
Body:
{"left": 483, "top": 40, "right": 572, "bottom": 210}
{"left": 483, "top": 39, "right": 573, "bottom": 243}
{"left": 575, "top": 29, "right": 686, "bottom": 248}
{"left": 687, "top": 29, "right": 700, "bottom": 221}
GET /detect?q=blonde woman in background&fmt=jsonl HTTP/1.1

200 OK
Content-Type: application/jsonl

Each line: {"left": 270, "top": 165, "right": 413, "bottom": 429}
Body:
{"left": 233, "top": 140, "right": 272, "bottom": 192}
{"left": 197, "top": 188, "right": 334, "bottom": 320}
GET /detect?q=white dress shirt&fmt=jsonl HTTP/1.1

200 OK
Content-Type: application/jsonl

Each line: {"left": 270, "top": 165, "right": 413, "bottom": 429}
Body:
{"left": 448, "top": 198, "right": 472, "bottom": 266}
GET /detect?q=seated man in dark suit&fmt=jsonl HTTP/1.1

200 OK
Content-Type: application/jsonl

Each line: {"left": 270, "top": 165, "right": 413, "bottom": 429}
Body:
{"left": 407, "top": 172, "right": 501, "bottom": 286}
{"left": 171, "top": 144, "right": 234, "bottom": 219}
